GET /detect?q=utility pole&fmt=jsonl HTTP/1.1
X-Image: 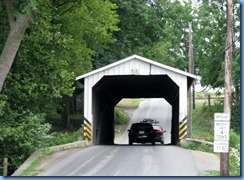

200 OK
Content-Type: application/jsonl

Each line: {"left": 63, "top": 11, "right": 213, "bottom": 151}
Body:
{"left": 188, "top": 22, "right": 193, "bottom": 137}
{"left": 221, "top": 0, "right": 233, "bottom": 176}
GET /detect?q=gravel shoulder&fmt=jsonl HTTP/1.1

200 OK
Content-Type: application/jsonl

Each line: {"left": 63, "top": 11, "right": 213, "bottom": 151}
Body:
{"left": 189, "top": 150, "right": 220, "bottom": 174}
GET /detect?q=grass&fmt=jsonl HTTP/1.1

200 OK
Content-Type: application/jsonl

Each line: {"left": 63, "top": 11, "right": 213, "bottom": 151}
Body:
{"left": 114, "top": 107, "right": 128, "bottom": 125}
{"left": 191, "top": 96, "right": 226, "bottom": 141}
{"left": 185, "top": 98, "right": 240, "bottom": 176}
{"left": 21, "top": 148, "right": 54, "bottom": 176}
{"left": 42, "top": 130, "right": 84, "bottom": 148}
{"left": 116, "top": 98, "right": 144, "bottom": 108}
{"left": 198, "top": 171, "right": 220, "bottom": 176}
{"left": 194, "top": 97, "right": 224, "bottom": 107}
{"left": 114, "top": 107, "right": 129, "bottom": 140}
{"left": 192, "top": 106, "right": 215, "bottom": 141}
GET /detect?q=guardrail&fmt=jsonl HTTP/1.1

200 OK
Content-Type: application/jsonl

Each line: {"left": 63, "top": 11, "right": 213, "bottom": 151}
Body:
{"left": 184, "top": 138, "right": 214, "bottom": 146}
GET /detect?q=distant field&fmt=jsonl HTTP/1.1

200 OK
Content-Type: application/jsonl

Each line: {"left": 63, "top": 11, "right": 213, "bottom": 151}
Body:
{"left": 116, "top": 97, "right": 224, "bottom": 108}
{"left": 116, "top": 98, "right": 145, "bottom": 108}
{"left": 195, "top": 97, "right": 224, "bottom": 107}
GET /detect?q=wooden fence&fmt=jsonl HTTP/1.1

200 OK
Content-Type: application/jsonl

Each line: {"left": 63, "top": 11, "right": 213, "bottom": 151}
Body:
{"left": 0, "top": 158, "right": 8, "bottom": 176}
{"left": 195, "top": 95, "right": 224, "bottom": 107}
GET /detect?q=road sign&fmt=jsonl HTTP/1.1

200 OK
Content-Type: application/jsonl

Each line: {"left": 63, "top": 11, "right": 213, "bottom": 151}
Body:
{"left": 214, "top": 113, "right": 230, "bottom": 153}
{"left": 214, "top": 121, "right": 230, "bottom": 140}
{"left": 214, "top": 113, "right": 230, "bottom": 121}
{"left": 214, "top": 141, "right": 229, "bottom": 153}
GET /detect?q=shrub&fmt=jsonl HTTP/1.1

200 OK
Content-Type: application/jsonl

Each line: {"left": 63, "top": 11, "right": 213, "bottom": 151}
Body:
{"left": 42, "top": 130, "right": 83, "bottom": 147}
{"left": 0, "top": 112, "right": 51, "bottom": 175}
{"left": 199, "top": 142, "right": 213, "bottom": 153}
{"left": 114, "top": 107, "right": 128, "bottom": 125}
{"left": 229, "top": 129, "right": 240, "bottom": 176}
{"left": 231, "top": 105, "right": 240, "bottom": 133}
{"left": 181, "top": 141, "right": 197, "bottom": 150}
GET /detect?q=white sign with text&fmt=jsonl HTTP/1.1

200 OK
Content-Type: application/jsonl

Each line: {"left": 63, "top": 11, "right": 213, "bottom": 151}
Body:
{"left": 214, "top": 121, "right": 230, "bottom": 140}
{"left": 214, "top": 141, "right": 229, "bottom": 153}
{"left": 214, "top": 113, "right": 230, "bottom": 121}
{"left": 214, "top": 113, "right": 230, "bottom": 153}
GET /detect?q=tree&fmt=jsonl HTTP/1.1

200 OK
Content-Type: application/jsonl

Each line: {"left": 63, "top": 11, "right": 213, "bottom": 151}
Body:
{"left": 145, "top": 0, "right": 193, "bottom": 70}
{"left": 0, "top": 0, "right": 120, "bottom": 174}
{"left": 192, "top": 0, "right": 240, "bottom": 95}
{"left": 0, "top": 0, "right": 34, "bottom": 92}
{"left": 56, "top": 0, "right": 120, "bottom": 76}
{"left": 93, "top": 0, "right": 193, "bottom": 71}
{"left": 94, "top": 0, "right": 167, "bottom": 68}
{"left": 0, "top": 0, "right": 120, "bottom": 92}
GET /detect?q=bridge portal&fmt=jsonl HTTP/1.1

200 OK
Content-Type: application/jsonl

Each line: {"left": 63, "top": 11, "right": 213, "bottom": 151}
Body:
{"left": 76, "top": 55, "right": 196, "bottom": 145}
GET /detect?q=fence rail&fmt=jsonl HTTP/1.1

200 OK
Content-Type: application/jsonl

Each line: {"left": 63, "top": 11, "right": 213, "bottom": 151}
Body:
{"left": 195, "top": 95, "right": 224, "bottom": 107}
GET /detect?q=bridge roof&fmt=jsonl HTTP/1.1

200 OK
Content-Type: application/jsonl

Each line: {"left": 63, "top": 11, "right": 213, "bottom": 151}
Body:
{"left": 76, "top": 54, "right": 196, "bottom": 81}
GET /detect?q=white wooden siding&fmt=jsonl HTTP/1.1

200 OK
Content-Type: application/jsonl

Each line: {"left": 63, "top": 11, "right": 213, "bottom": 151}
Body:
{"left": 83, "top": 58, "right": 191, "bottom": 125}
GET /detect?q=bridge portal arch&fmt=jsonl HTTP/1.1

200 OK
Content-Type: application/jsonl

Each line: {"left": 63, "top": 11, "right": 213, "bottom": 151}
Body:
{"left": 92, "top": 75, "right": 179, "bottom": 145}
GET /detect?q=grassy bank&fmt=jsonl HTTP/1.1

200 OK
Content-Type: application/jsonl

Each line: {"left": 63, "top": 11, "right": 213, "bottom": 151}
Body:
{"left": 186, "top": 101, "right": 240, "bottom": 176}
{"left": 116, "top": 98, "right": 144, "bottom": 108}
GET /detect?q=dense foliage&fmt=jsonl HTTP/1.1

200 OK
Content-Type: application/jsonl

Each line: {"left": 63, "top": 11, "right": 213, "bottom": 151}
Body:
{"left": 0, "top": 0, "right": 119, "bottom": 175}
{"left": 94, "top": 0, "right": 193, "bottom": 70}
{"left": 193, "top": 0, "right": 240, "bottom": 93}
{"left": 0, "top": 0, "right": 240, "bottom": 175}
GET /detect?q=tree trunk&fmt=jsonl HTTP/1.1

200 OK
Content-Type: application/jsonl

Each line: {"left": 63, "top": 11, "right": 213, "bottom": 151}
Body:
{"left": 0, "top": 3, "right": 32, "bottom": 92}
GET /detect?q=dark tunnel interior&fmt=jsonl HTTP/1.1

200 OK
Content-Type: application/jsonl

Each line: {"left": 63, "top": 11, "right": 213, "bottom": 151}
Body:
{"left": 92, "top": 75, "right": 179, "bottom": 145}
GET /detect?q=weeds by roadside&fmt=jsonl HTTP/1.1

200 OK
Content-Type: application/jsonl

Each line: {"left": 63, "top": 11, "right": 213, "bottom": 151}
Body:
{"left": 21, "top": 148, "right": 54, "bottom": 176}
{"left": 183, "top": 102, "right": 240, "bottom": 176}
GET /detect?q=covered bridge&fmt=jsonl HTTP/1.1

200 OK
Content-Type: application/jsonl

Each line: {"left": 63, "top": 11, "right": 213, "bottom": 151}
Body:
{"left": 76, "top": 55, "right": 196, "bottom": 145}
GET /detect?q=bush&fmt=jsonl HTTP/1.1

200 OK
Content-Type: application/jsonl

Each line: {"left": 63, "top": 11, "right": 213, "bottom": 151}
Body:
{"left": 181, "top": 141, "right": 197, "bottom": 150}
{"left": 181, "top": 141, "right": 212, "bottom": 153}
{"left": 231, "top": 105, "right": 240, "bottom": 133}
{"left": 229, "top": 129, "right": 240, "bottom": 176}
{"left": 0, "top": 112, "right": 51, "bottom": 175}
{"left": 199, "top": 142, "right": 213, "bottom": 153}
{"left": 114, "top": 107, "right": 128, "bottom": 125}
{"left": 42, "top": 130, "right": 83, "bottom": 147}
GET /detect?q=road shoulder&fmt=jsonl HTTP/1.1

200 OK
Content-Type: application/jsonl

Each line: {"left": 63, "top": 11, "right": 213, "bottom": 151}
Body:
{"left": 189, "top": 150, "right": 220, "bottom": 174}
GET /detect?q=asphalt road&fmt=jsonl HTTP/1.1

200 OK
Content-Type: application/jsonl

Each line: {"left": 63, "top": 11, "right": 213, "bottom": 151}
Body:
{"left": 37, "top": 99, "right": 219, "bottom": 176}
{"left": 38, "top": 145, "right": 197, "bottom": 176}
{"left": 116, "top": 98, "right": 172, "bottom": 145}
